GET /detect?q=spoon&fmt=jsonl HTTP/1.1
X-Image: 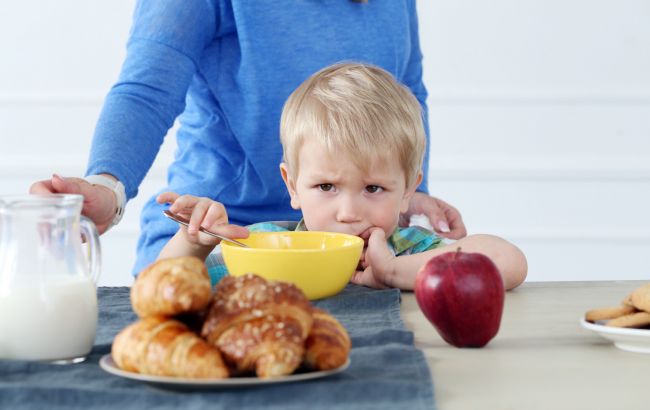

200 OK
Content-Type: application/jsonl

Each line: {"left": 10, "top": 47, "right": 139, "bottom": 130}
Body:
{"left": 163, "top": 210, "right": 249, "bottom": 248}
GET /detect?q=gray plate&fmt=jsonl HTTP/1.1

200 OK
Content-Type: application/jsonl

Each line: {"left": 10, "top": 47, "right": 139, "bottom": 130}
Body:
{"left": 99, "top": 354, "right": 350, "bottom": 390}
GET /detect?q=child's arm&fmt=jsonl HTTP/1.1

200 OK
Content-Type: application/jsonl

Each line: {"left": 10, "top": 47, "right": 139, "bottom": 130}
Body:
{"left": 352, "top": 229, "right": 527, "bottom": 291}
{"left": 156, "top": 192, "right": 249, "bottom": 261}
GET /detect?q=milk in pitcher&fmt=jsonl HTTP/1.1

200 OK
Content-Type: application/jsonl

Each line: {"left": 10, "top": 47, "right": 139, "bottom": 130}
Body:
{"left": 0, "top": 274, "right": 98, "bottom": 361}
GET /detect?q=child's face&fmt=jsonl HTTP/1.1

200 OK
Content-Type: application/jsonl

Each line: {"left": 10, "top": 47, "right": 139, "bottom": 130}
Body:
{"left": 280, "top": 140, "right": 421, "bottom": 238}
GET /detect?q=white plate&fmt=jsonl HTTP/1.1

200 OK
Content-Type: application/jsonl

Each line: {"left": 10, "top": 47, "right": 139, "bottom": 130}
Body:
{"left": 99, "top": 354, "right": 350, "bottom": 389}
{"left": 580, "top": 317, "right": 650, "bottom": 353}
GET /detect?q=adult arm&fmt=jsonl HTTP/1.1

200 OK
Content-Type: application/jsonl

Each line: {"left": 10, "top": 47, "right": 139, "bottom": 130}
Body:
{"left": 31, "top": 1, "right": 219, "bottom": 233}
{"left": 87, "top": 0, "right": 218, "bottom": 199}
{"left": 399, "top": 0, "right": 467, "bottom": 239}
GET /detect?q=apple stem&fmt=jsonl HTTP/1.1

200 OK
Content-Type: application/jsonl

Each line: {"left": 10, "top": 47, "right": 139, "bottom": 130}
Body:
{"left": 454, "top": 247, "right": 462, "bottom": 260}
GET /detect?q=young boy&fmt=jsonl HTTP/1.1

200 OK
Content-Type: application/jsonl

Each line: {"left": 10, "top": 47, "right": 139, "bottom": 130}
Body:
{"left": 157, "top": 63, "right": 527, "bottom": 290}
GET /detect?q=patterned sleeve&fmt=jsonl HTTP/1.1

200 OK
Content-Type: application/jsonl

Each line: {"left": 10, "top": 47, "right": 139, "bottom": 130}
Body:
{"left": 205, "top": 247, "right": 229, "bottom": 286}
{"left": 392, "top": 226, "right": 446, "bottom": 256}
{"left": 204, "top": 221, "right": 292, "bottom": 285}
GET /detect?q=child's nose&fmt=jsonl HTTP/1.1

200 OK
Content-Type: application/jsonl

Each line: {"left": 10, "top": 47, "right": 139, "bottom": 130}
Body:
{"left": 336, "top": 196, "right": 362, "bottom": 223}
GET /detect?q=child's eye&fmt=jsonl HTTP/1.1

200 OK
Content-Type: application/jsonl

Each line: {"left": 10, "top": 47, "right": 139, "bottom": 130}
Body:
{"left": 365, "top": 185, "right": 383, "bottom": 193}
{"left": 319, "top": 184, "right": 334, "bottom": 192}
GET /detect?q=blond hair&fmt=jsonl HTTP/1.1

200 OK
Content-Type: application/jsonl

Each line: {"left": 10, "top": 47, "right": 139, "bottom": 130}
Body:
{"left": 280, "top": 62, "right": 426, "bottom": 188}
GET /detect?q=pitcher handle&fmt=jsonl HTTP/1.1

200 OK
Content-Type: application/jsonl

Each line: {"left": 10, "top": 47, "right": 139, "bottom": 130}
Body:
{"left": 80, "top": 216, "right": 102, "bottom": 285}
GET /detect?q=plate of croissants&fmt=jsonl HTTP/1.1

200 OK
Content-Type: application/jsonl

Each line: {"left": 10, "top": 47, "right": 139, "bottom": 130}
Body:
{"left": 101, "top": 256, "right": 352, "bottom": 388}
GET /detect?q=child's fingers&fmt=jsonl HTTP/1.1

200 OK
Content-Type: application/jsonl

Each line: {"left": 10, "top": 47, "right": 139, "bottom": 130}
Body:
{"left": 351, "top": 268, "right": 388, "bottom": 289}
{"left": 368, "top": 227, "right": 386, "bottom": 244}
{"left": 364, "top": 228, "right": 387, "bottom": 264}
{"left": 168, "top": 194, "right": 200, "bottom": 214}
{"left": 363, "top": 228, "right": 399, "bottom": 287}
{"left": 156, "top": 191, "right": 180, "bottom": 204}
{"left": 214, "top": 224, "right": 250, "bottom": 241}
{"left": 351, "top": 270, "right": 370, "bottom": 286}
{"left": 357, "top": 250, "right": 367, "bottom": 270}
{"left": 202, "top": 201, "right": 229, "bottom": 229}
{"left": 188, "top": 199, "right": 211, "bottom": 234}
{"left": 358, "top": 229, "right": 373, "bottom": 246}
{"left": 194, "top": 223, "right": 249, "bottom": 246}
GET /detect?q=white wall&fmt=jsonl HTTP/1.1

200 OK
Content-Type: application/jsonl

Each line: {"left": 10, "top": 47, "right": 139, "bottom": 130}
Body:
{"left": 417, "top": 0, "right": 650, "bottom": 283}
{"left": 1, "top": 1, "right": 649, "bottom": 285}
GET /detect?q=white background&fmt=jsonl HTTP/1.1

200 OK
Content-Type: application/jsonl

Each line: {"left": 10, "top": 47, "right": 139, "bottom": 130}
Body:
{"left": 1, "top": 1, "right": 649, "bottom": 286}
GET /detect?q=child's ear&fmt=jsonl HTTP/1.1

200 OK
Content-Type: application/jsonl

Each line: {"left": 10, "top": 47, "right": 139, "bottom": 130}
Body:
{"left": 400, "top": 171, "right": 423, "bottom": 213}
{"left": 280, "top": 163, "right": 301, "bottom": 210}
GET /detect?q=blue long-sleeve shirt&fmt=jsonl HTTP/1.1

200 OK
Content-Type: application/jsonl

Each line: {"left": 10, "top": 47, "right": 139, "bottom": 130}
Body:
{"left": 86, "top": 0, "right": 430, "bottom": 274}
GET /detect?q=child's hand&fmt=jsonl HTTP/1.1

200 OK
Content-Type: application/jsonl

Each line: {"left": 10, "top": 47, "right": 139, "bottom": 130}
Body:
{"left": 157, "top": 192, "right": 249, "bottom": 246}
{"left": 351, "top": 228, "right": 396, "bottom": 289}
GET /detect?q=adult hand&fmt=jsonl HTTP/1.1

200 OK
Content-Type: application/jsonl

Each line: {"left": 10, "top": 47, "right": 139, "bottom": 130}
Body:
{"left": 29, "top": 174, "right": 117, "bottom": 234}
{"left": 400, "top": 192, "right": 467, "bottom": 239}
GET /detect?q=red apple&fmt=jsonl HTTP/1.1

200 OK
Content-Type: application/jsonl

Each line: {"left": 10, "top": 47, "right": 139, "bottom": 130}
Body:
{"left": 415, "top": 248, "right": 505, "bottom": 348}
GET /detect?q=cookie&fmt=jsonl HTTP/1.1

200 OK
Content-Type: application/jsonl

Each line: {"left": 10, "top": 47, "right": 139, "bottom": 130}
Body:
{"left": 606, "top": 311, "right": 650, "bottom": 328}
{"left": 630, "top": 283, "right": 650, "bottom": 313}
{"left": 585, "top": 305, "right": 636, "bottom": 322}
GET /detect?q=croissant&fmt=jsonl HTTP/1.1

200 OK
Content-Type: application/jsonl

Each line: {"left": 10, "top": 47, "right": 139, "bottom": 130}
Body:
{"left": 130, "top": 256, "right": 212, "bottom": 318}
{"left": 112, "top": 316, "right": 229, "bottom": 378}
{"left": 201, "top": 273, "right": 314, "bottom": 378}
{"left": 304, "top": 308, "right": 351, "bottom": 370}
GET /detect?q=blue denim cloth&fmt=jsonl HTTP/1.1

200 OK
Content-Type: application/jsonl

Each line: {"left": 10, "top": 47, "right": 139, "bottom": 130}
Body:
{"left": 0, "top": 286, "right": 435, "bottom": 409}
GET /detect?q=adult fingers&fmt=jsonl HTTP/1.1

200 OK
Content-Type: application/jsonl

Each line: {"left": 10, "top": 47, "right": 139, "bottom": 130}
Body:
{"left": 424, "top": 207, "right": 451, "bottom": 236}
{"left": 423, "top": 198, "right": 467, "bottom": 239}
{"left": 44, "top": 175, "right": 117, "bottom": 233}
{"left": 29, "top": 174, "right": 77, "bottom": 195}
{"left": 442, "top": 202, "right": 467, "bottom": 239}
{"left": 29, "top": 179, "right": 56, "bottom": 194}
{"left": 51, "top": 174, "right": 83, "bottom": 195}
{"left": 406, "top": 193, "right": 451, "bottom": 235}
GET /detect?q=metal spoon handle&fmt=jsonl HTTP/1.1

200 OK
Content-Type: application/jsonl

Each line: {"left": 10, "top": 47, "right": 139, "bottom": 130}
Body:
{"left": 163, "top": 210, "right": 249, "bottom": 248}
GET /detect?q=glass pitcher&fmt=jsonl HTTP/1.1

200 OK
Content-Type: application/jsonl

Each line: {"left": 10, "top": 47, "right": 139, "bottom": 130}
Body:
{"left": 0, "top": 194, "right": 100, "bottom": 363}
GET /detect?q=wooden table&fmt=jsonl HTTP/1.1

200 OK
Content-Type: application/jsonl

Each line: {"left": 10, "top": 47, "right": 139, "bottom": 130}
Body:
{"left": 400, "top": 281, "right": 649, "bottom": 410}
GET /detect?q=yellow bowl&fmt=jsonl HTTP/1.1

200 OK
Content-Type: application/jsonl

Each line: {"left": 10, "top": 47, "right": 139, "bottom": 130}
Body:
{"left": 221, "top": 231, "right": 364, "bottom": 300}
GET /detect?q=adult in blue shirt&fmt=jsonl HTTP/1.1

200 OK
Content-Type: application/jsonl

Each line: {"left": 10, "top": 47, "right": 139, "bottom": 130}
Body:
{"left": 30, "top": 0, "right": 467, "bottom": 274}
